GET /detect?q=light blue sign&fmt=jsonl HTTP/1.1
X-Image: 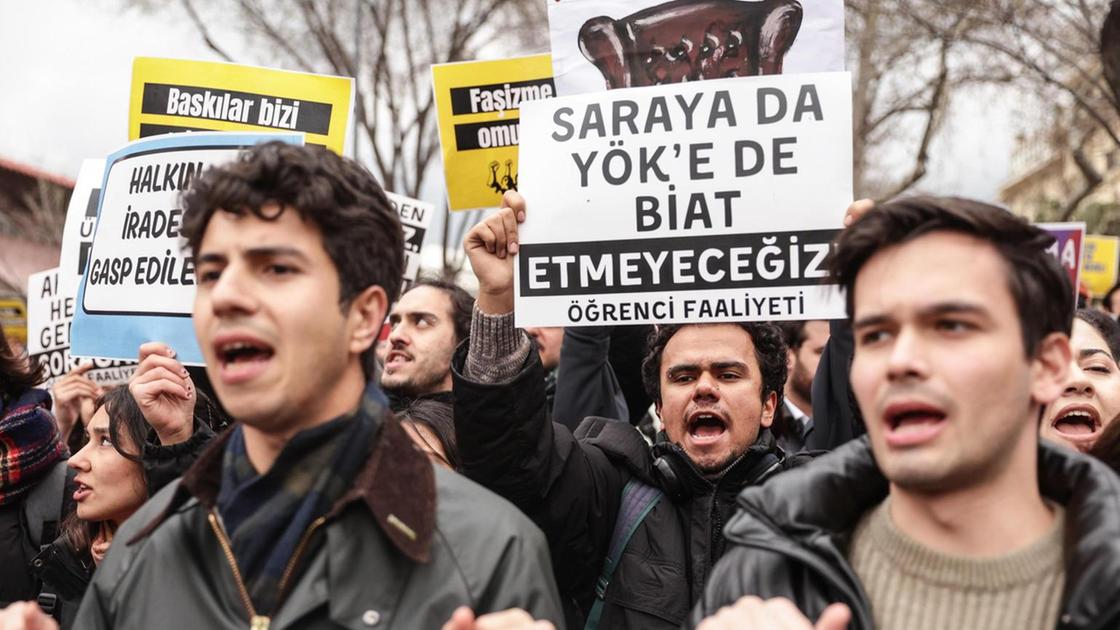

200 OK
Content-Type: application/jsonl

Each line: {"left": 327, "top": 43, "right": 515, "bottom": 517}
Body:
{"left": 71, "top": 131, "right": 303, "bottom": 365}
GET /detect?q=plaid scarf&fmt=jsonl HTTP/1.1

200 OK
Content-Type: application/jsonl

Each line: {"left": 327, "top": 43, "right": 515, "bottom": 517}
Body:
{"left": 0, "top": 388, "right": 66, "bottom": 506}
{"left": 216, "top": 385, "right": 385, "bottom": 614}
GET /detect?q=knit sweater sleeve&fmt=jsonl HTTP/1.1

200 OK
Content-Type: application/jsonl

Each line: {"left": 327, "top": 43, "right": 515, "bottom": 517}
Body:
{"left": 464, "top": 305, "right": 532, "bottom": 384}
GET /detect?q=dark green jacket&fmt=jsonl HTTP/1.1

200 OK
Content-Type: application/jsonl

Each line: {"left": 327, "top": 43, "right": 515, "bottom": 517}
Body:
{"left": 74, "top": 411, "right": 563, "bottom": 629}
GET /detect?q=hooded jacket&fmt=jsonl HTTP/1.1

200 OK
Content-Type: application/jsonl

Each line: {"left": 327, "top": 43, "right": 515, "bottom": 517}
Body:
{"left": 689, "top": 437, "right": 1120, "bottom": 630}
{"left": 74, "top": 388, "right": 562, "bottom": 629}
{"left": 453, "top": 345, "right": 796, "bottom": 629}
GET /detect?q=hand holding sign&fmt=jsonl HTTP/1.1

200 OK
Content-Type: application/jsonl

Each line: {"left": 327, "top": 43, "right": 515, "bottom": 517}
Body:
{"left": 465, "top": 191, "right": 526, "bottom": 315}
{"left": 129, "top": 342, "right": 195, "bottom": 445}
{"left": 51, "top": 364, "right": 102, "bottom": 442}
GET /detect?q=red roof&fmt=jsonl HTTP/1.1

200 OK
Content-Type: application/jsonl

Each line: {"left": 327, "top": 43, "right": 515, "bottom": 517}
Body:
{"left": 0, "top": 157, "right": 75, "bottom": 189}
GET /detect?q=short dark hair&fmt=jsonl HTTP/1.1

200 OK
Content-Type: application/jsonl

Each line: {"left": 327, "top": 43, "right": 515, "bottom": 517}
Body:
{"left": 1076, "top": 308, "right": 1120, "bottom": 362}
{"left": 829, "top": 196, "right": 1073, "bottom": 357}
{"left": 1105, "top": 283, "right": 1120, "bottom": 312}
{"left": 181, "top": 142, "right": 403, "bottom": 379}
{"left": 778, "top": 321, "right": 808, "bottom": 351}
{"left": 405, "top": 278, "right": 473, "bottom": 344}
{"left": 0, "top": 323, "right": 44, "bottom": 404}
{"left": 641, "top": 323, "right": 787, "bottom": 408}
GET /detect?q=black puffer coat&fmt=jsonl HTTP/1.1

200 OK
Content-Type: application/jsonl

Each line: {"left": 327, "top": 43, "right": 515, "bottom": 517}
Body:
{"left": 453, "top": 346, "right": 799, "bottom": 629}
{"left": 689, "top": 437, "right": 1120, "bottom": 629}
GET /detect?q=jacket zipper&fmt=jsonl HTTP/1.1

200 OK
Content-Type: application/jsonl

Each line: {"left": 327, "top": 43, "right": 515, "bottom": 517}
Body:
{"left": 207, "top": 510, "right": 329, "bottom": 630}
{"left": 208, "top": 511, "right": 269, "bottom": 630}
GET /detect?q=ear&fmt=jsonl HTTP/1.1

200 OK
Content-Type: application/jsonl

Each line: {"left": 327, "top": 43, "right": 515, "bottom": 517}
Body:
{"left": 1030, "top": 331, "right": 1072, "bottom": 407}
{"left": 786, "top": 347, "right": 796, "bottom": 371}
{"left": 760, "top": 390, "right": 777, "bottom": 428}
{"left": 347, "top": 285, "right": 389, "bottom": 357}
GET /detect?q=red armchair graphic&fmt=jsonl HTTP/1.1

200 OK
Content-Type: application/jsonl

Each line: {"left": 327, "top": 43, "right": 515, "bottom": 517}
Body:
{"left": 578, "top": 0, "right": 803, "bottom": 89}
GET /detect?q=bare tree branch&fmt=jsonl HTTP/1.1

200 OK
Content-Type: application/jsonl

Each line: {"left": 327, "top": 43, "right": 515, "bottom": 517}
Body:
{"left": 179, "top": 0, "right": 234, "bottom": 61}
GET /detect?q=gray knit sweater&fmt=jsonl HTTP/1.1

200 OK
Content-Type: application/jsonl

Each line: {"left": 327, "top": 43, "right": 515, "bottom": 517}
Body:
{"left": 848, "top": 499, "right": 1066, "bottom": 630}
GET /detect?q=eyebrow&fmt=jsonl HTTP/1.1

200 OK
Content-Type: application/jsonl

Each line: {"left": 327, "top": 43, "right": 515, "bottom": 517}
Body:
{"left": 1080, "top": 348, "right": 1116, "bottom": 362}
{"left": 389, "top": 310, "right": 439, "bottom": 323}
{"left": 853, "top": 301, "right": 991, "bottom": 329}
{"left": 197, "top": 246, "right": 311, "bottom": 265}
{"left": 666, "top": 361, "right": 748, "bottom": 376}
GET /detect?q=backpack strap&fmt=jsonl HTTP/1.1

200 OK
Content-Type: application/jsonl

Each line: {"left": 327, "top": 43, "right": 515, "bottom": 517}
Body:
{"left": 583, "top": 478, "right": 664, "bottom": 630}
{"left": 23, "top": 460, "right": 69, "bottom": 550}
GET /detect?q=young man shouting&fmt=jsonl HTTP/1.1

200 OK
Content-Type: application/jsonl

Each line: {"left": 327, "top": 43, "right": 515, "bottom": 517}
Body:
{"left": 74, "top": 143, "right": 561, "bottom": 629}
{"left": 693, "top": 197, "right": 1120, "bottom": 630}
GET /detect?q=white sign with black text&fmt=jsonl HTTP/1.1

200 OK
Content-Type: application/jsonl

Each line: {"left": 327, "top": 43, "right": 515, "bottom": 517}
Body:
{"left": 515, "top": 71, "right": 852, "bottom": 327}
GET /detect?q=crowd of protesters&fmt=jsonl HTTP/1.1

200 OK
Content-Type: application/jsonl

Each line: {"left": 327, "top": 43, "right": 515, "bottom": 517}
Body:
{"left": 1, "top": 137, "right": 1120, "bottom": 630}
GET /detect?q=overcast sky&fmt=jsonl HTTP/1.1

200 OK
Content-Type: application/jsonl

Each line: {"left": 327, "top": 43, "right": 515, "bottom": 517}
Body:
{"left": 0, "top": 1, "right": 1018, "bottom": 203}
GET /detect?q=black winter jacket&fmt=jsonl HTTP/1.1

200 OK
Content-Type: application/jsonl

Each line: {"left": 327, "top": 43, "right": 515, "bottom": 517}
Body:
{"left": 28, "top": 419, "right": 216, "bottom": 629}
{"left": 689, "top": 437, "right": 1120, "bottom": 629}
{"left": 453, "top": 346, "right": 794, "bottom": 629}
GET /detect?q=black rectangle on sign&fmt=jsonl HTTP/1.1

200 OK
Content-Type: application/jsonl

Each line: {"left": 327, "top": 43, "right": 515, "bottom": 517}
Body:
{"left": 138, "top": 123, "right": 329, "bottom": 149}
{"left": 138, "top": 123, "right": 212, "bottom": 137}
{"left": 518, "top": 229, "right": 839, "bottom": 296}
{"left": 449, "top": 78, "right": 556, "bottom": 116}
{"left": 454, "top": 119, "right": 520, "bottom": 152}
{"left": 141, "top": 83, "right": 333, "bottom": 135}
{"left": 84, "top": 189, "right": 100, "bottom": 218}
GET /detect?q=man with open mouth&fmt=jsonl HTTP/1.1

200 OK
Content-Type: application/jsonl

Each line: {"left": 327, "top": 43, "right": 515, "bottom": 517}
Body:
{"left": 692, "top": 197, "right": 1120, "bottom": 630}
{"left": 381, "top": 278, "right": 473, "bottom": 412}
{"left": 74, "top": 143, "right": 562, "bottom": 629}
{"left": 454, "top": 191, "right": 798, "bottom": 629}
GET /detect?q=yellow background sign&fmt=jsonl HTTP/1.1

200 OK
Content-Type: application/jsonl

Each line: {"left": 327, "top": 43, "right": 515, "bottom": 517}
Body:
{"left": 432, "top": 54, "right": 554, "bottom": 211}
{"left": 1082, "top": 234, "right": 1120, "bottom": 297}
{"left": 130, "top": 57, "right": 353, "bottom": 154}
{"left": 0, "top": 297, "right": 28, "bottom": 345}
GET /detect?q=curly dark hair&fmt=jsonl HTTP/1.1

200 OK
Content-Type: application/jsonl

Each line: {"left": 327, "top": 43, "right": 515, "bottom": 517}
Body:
{"left": 829, "top": 196, "right": 1072, "bottom": 357}
{"left": 640, "top": 323, "right": 787, "bottom": 408}
{"left": 405, "top": 277, "right": 474, "bottom": 345}
{"left": 180, "top": 142, "right": 403, "bottom": 380}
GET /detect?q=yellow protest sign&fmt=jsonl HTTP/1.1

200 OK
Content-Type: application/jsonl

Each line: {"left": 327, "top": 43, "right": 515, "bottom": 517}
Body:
{"left": 1082, "top": 234, "right": 1120, "bottom": 297}
{"left": 432, "top": 54, "right": 554, "bottom": 211}
{"left": 0, "top": 297, "right": 28, "bottom": 345}
{"left": 130, "top": 57, "right": 354, "bottom": 154}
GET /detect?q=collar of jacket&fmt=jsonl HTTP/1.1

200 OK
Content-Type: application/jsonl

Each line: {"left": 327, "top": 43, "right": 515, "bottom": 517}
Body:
{"left": 651, "top": 429, "right": 783, "bottom": 498}
{"left": 129, "top": 385, "right": 436, "bottom": 563}
{"left": 724, "top": 436, "right": 1120, "bottom": 628}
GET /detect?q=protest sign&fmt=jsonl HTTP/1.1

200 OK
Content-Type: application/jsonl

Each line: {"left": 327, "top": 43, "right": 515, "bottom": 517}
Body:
{"left": 515, "top": 71, "right": 852, "bottom": 327}
{"left": 387, "top": 191, "right": 435, "bottom": 285}
{"left": 1082, "top": 234, "right": 1120, "bottom": 297}
{"left": 130, "top": 57, "right": 353, "bottom": 154}
{"left": 0, "top": 297, "right": 27, "bottom": 345}
{"left": 432, "top": 54, "right": 555, "bottom": 211}
{"left": 71, "top": 131, "right": 304, "bottom": 365}
{"left": 26, "top": 268, "right": 134, "bottom": 389}
{"left": 1037, "top": 222, "right": 1085, "bottom": 298}
{"left": 58, "top": 159, "right": 107, "bottom": 299}
{"left": 548, "top": 0, "right": 846, "bottom": 96}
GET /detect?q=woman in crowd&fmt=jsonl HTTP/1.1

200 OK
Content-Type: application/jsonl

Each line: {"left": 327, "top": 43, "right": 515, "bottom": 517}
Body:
{"left": 400, "top": 398, "right": 460, "bottom": 471}
{"left": 1040, "top": 308, "right": 1120, "bottom": 453}
{"left": 0, "top": 325, "right": 67, "bottom": 609}
{"left": 30, "top": 382, "right": 222, "bottom": 628}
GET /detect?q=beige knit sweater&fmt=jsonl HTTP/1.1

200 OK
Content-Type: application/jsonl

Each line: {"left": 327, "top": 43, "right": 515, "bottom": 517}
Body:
{"left": 848, "top": 499, "right": 1066, "bottom": 630}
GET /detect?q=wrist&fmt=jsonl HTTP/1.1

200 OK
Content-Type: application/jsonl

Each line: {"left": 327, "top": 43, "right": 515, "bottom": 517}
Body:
{"left": 476, "top": 288, "right": 514, "bottom": 315}
{"left": 154, "top": 420, "right": 194, "bottom": 446}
